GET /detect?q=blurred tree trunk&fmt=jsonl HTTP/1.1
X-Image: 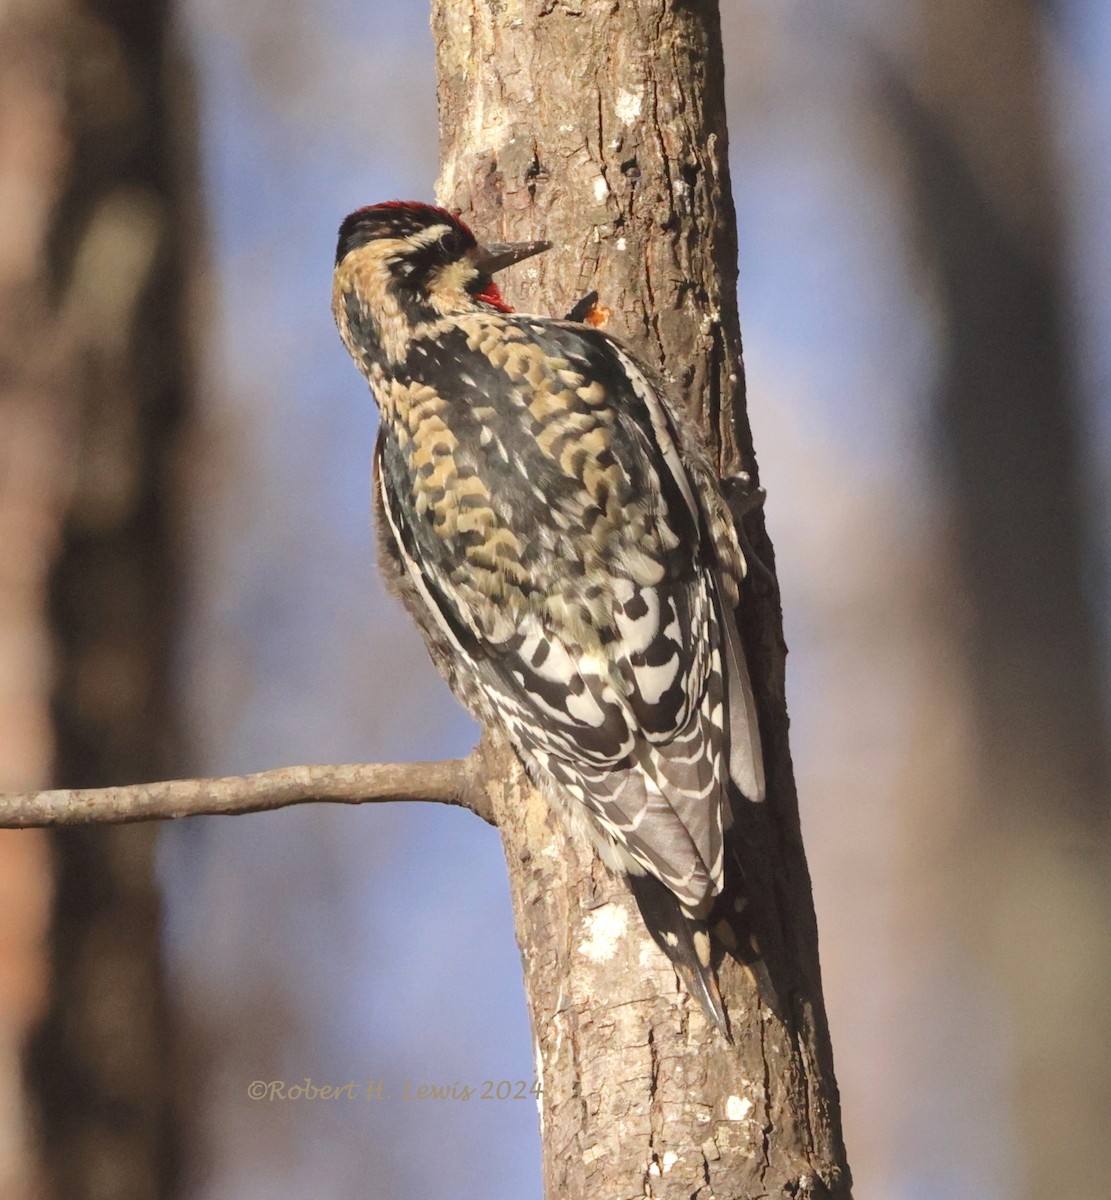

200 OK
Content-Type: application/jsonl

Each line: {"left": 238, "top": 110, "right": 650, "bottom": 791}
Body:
{"left": 0, "top": 5, "right": 67, "bottom": 1196}
{"left": 0, "top": 1, "right": 198, "bottom": 1197}
{"left": 881, "top": 1, "right": 1111, "bottom": 1193}
{"left": 433, "top": 1, "right": 851, "bottom": 1196}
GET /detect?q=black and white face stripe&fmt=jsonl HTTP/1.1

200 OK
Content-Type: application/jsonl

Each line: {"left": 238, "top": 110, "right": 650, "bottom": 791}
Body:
{"left": 335, "top": 203, "right": 476, "bottom": 266}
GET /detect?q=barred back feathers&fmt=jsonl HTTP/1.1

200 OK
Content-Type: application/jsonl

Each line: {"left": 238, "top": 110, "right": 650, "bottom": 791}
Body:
{"left": 333, "top": 202, "right": 764, "bottom": 1035}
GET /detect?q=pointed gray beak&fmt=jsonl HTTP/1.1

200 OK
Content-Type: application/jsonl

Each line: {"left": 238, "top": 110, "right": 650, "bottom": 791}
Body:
{"left": 474, "top": 239, "right": 551, "bottom": 274}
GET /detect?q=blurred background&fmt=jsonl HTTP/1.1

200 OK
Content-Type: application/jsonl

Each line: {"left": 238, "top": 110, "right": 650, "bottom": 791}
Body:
{"left": 0, "top": 0, "right": 1108, "bottom": 1197}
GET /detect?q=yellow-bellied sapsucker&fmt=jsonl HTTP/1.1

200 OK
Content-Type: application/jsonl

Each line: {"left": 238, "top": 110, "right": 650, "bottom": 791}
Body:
{"left": 333, "top": 201, "right": 764, "bottom": 1035}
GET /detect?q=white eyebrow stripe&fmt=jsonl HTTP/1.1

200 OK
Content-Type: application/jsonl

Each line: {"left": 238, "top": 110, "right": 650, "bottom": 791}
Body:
{"left": 407, "top": 223, "right": 453, "bottom": 248}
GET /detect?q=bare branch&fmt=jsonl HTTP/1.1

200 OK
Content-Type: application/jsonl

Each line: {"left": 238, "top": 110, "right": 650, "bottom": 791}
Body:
{"left": 0, "top": 755, "right": 492, "bottom": 828}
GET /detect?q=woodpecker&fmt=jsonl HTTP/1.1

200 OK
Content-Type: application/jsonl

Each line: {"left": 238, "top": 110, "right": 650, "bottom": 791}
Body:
{"left": 333, "top": 201, "right": 764, "bottom": 1035}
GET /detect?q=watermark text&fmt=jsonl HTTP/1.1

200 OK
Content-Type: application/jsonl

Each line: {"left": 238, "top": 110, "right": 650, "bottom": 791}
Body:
{"left": 247, "top": 1077, "right": 541, "bottom": 1103}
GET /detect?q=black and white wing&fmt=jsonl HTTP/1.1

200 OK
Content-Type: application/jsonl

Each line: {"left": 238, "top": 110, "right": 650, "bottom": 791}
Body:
{"left": 373, "top": 314, "right": 763, "bottom": 917}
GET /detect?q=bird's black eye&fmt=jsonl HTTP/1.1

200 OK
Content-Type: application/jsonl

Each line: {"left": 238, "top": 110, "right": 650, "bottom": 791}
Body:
{"left": 438, "top": 229, "right": 465, "bottom": 257}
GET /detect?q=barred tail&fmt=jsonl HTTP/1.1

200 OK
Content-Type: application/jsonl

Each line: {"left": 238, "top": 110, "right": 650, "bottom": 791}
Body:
{"left": 627, "top": 871, "right": 731, "bottom": 1040}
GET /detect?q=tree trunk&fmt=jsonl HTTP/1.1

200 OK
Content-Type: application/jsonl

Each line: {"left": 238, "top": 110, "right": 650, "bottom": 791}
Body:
{"left": 8, "top": 1, "right": 200, "bottom": 1195}
{"left": 433, "top": 2, "right": 851, "bottom": 1196}
{"left": 0, "top": 2, "right": 71, "bottom": 1193}
{"left": 879, "top": 1, "right": 1111, "bottom": 1193}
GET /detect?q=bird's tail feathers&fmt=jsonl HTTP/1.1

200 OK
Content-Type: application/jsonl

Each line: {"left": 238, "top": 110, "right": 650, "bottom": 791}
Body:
{"left": 627, "top": 871, "right": 731, "bottom": 1041}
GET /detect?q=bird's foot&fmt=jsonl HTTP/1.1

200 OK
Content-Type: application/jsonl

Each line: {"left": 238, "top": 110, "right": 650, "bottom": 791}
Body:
{"left": 723, "top": 472, "right": 775, "bottom": 591}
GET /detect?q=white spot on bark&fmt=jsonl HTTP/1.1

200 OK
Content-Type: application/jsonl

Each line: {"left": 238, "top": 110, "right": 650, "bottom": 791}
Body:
{"left": 647, "top": 1161, "right": 661, "bottom": 1177}
{"left": 615, "top": 87, "right": 643, "bottom": 123}
{"left": 467, "top": 85, "right": 511, "bottom": 157}
{"left": 615, "top": 237, "right": 627, "bottom": 250}
{"left": 582, "top": 1145, "right": 604, "bottom": 1164}
{"left": 578, "top": 903, "right": 628, "bottom": 962}
{"left": 725, "top": 1095, "right": 753, "bottom": 1121}
{"left": 638, "top": 939, "right": 662, "bottom": 968}
{"left": 593, "top": 175, "right": 609, "bottom": 203}
{"left": 661, "top": 1151, "right": 678, "bottom": 1173}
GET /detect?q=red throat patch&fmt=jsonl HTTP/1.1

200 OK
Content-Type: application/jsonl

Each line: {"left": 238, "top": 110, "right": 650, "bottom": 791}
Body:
{"left": 474, "top": 282, "right": 514, "bottom": 313}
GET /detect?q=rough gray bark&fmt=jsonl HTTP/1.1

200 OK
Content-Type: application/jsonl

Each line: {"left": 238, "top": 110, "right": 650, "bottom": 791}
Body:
{"left": 433, "top": 2, "right": 851, "bottom": 1196}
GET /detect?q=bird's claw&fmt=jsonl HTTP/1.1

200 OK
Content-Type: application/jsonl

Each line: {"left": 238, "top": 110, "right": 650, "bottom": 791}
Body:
{"left": 723, "top": 471, "right": 775, "bottom": 592}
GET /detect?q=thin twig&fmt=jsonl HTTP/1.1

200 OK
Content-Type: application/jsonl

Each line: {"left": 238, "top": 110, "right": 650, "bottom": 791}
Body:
{"left": 0, "top": 755, "right": 492, "bottom": 828}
